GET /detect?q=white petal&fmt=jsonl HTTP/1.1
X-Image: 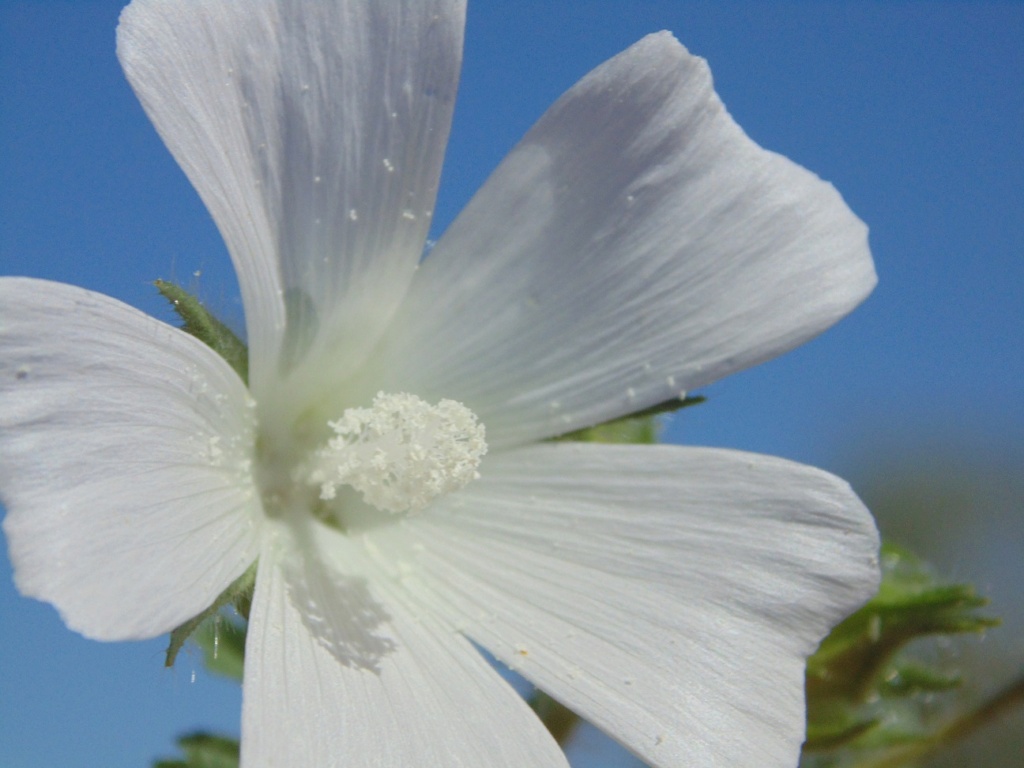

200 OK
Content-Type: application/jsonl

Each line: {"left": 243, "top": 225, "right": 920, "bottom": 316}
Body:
{"left": 117, "top": 0, "right": 465, "bottom": 401}
{"left": 0, "top": 278, "right": 261, "bottom": 640}
{"left": 365, "top": 443, "right": 880, "bottom": 768}
{"left": 354, "top": 33, "right": 876, "bottom": 447}
{"left": 241, "top": 521, "right": 568, "bottom": 768}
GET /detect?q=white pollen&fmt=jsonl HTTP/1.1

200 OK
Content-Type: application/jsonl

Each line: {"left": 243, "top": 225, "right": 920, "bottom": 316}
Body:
{"left": 308, "top": 392, "right": 486, "bottom": 514}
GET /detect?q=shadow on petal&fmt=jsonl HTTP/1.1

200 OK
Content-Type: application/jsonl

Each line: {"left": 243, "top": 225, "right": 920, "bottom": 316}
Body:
{"left": 284, "top": 551, "right": 397, "bottom": 673}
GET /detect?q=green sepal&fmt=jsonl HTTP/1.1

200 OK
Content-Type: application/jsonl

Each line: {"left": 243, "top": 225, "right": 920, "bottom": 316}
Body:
{"left": 554, "top": 395, "right": 705, "bottom": 445}
{"left": 611, "top": 394, "right": 706, "bottom": 421}
{"left": 154, "top": 733, "right": 239, "bottom": 768}
{"left": 558, "top": 414, "right": 659, "bottom": 445}
{"left": 193, "top": 614, "right": 247, "bottom": 681}
{"left": 165, "top": 563, "right": 256, "bottom": 668}
{"left": 528, "top": 691, "right": 580, "bottom": 746}
{"left": 156, "top": 280, "right": 249, "bottom": 384}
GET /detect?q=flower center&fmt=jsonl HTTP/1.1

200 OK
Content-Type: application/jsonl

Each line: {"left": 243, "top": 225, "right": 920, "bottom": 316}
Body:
{"left": 305, "top": 392, "right": 486, "bottom": 515}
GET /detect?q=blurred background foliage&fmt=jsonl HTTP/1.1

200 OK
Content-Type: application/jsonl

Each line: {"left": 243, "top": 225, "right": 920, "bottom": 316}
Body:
{"left": 847, "top": 441, "right": 1023, "bottom": 768}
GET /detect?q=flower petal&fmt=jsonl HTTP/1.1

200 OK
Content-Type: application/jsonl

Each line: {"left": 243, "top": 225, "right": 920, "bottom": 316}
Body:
{"left": 366, "top": 443, "right": 880, "bottom": 768}
{"left": 117, "top": 0, "right": 465, "bottom": 400}
{"left": 241, "top": 521, "right": 568, "bottom": 768}
{"left": 0, "top": 278, "right": 261, "bottom": 641}
{"left": 354, "top": 32, "right": 876, "bottom": 447}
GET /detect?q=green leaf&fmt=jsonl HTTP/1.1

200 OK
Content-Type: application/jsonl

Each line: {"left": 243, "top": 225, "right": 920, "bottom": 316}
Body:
{"left": 156, "top": 280, "right": 249, "bottom": 384}
{"left": 154, "top": 733, "right": 239, "bottom": 768}
{"left": 804, "top": 712, "right": 880, "bottom": 752}
{"left": 807, "top": 543, "right": 998, "bottom": 704}
{"left": 165, "top": 563, "right": 256, "bottom": 668}
{"left": 802, "top": 542, "right": 1002, "bottom": 763}
{"left": 879, "top": 663, "right": 962, "bottom": 698}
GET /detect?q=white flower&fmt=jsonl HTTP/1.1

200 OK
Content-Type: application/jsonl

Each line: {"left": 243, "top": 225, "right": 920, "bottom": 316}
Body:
{"left": 0, "top": 1, "right": 880, "bottom": 766}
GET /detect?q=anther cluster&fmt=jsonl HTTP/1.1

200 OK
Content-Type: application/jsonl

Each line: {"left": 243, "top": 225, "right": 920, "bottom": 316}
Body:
{"left": 309, "top": 392, "right": 486, "bottom": 514}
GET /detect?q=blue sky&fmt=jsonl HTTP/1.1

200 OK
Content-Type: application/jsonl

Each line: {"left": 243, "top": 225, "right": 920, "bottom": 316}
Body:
{"left": 1, "top": 2, "right": 1022, "bottom": 767}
